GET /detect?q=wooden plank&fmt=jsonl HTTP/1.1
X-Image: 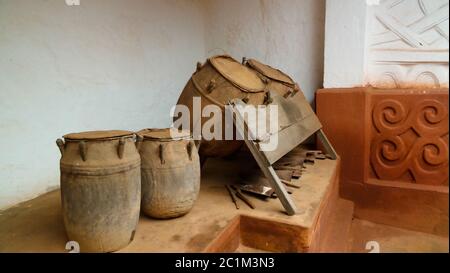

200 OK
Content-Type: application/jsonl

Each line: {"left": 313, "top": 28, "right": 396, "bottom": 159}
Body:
{"left": 261, "top": 114, "right": 322, "bottom": 164}
{"left": 233, "top": 91, "right": 322, "bottom": 164}
{"left": 317, "top": 129, "right": 338, "bottom": 160}
{"left": 228, "top": 99, "right": 297, "bottom": 215}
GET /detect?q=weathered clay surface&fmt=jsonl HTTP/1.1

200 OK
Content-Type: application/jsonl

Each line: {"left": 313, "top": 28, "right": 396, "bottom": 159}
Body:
{"left": 58, "top": 131, "right": 141, "bottom": 253}
{"left": 137, "top": 129, "right": 200, "bottom": 219}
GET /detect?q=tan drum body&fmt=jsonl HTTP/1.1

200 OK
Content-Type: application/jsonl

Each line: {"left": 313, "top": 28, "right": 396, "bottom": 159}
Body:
{"left": 245, "top": 58, "right": 299, "bottom": 100}
{"left": 137, "top": 129, "right": 200, "bottom": 219}
{"left": 175, "top": 55, "right": 302, "bottom": 158}
{"left": 245, "top": 59, "right": 315, "bottom": 119}
{"left": 58, "top": 130, "right": 141, "bottom": 253}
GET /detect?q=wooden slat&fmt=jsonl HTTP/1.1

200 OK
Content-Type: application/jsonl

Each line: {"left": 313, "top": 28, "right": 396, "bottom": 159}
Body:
{"left": 228, "top": 99, "right": 297, "bottom": 215}
{"left": 261, "top": 113, "right": 322, "bottom": 164}
{"left": 317, "top": 129, "right": 338, "bottom": 160}
{"left": 233, "top": 91, "right": 322, "bottom": 164}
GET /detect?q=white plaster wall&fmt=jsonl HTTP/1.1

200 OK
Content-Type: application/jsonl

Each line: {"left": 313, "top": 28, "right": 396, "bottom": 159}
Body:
{"left": 366, "top": 0, "right": 449, "bottom": 88}
{"left": 0, "top": 0, "right": 206, "bottom": 209}
{"left": 323, "top": 0, "right": 368, "bottom": 88}
{"left": 202, "top": 0, "right": 326, "bottom": 103}
{"left": 0, "top": 0, "right": 328, "bottom": 209}
{"left": 323, "top": 0, "right": 449, "bottom": 88}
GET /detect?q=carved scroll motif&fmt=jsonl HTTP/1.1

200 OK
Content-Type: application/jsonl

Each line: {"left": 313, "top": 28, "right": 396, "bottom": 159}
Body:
{"left": 371, "top": 98, "right": 449, "bottom": 185}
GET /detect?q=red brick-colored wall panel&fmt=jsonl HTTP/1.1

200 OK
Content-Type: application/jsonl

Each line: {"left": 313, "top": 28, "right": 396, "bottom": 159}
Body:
{"left": 316, "top": 88, "right": 370, "bottom": 185}
{"left": 369, "top": 90, "right": 449, "bottom": 186}
{"left": 316, "top": 87, "right": 449, "bottom": 235}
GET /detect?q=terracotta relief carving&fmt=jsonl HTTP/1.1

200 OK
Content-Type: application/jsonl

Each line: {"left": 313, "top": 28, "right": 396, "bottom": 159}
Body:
{"left": 367, "top": 0, "right": 449, "bottom": 88}
{"left": 371, "top": 98, "right": 449, "bottom": 185}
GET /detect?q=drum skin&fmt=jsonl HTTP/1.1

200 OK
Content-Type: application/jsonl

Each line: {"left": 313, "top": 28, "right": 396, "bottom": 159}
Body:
{"left": 57, "top": 131, "right": 141, "bottom": 253}
{"left": 137, "top": 129, "right": 200, "bottom": 219}
{"left": 175, "top": 55, "right": 301, "bottom": 158}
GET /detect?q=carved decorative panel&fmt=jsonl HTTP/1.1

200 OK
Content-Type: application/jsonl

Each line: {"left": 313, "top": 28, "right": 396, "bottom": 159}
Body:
{"left": 367, "top": 0, "right": 449, "bottom": 88}
{"left": 370, "top": 93, "right": 449, "bottom": 185}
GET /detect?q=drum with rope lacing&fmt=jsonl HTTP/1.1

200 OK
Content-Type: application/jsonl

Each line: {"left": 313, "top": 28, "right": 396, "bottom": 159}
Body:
{"left": 174, "top": 55, "right": 309, "bottom": 159}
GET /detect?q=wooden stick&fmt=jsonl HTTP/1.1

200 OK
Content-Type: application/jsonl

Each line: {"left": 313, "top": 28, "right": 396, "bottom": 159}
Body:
{"left": 280, "top": 179, "right": 301, "bottom": 189}
{"left": 225, "top": 185, "right": 239, "bottom": 209}
{"left": 231, "top": 185, "right": 255, "bottom": 209}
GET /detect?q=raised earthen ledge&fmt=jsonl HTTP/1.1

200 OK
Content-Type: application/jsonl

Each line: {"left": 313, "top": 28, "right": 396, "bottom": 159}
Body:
{"left": 120, "top": 156, "right": 343, "bottom": 252}
{"left": 0, "top": 154, "right": 347, "bottom": 252}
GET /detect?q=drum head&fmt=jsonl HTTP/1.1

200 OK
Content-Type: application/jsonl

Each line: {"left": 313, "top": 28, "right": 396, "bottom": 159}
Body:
{"left": 63, "top": 130, "right": 134, "bottom": 141}
{"left": 137, "top": 128, "right": 191, "bottom": 141}
{"left": 209, "top": 55, "right": 265, "bottom": 93}
{"left": 247, "top": 59, "right": 294, "bottom": 85}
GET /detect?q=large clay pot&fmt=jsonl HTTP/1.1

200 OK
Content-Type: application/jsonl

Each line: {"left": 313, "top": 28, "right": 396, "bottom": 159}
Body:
{"left": 56, "top": 130, "right": 141, "bottom": 253}
{"left": 175, "top": 55, "right": 302, "bottom": 158}
{"left": 136, "top": 128, "right": 200, "bottom": 219}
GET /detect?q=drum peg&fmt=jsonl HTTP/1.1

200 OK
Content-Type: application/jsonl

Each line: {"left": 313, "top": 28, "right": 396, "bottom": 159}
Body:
{"left": 79, "top": 141, "right": 87, "bottom": 162}
{"left": 56, "top": 138, "right": 65, "bottom": 156}
{"left": 117, "top": 137, "right": 126, "bottom": 159}
{"left": 135, "top": 135, "right": 143, "bottom": 151}
{"left": 196, "top": 62, "right": 203, "bottom": 72}
{"left": 242, "top": 96, "right": 249, "bottom": 104}
{"left": 207, "top": 79, "right": 216, "bottom": 93}
{"left": 284, "top": 90, "right": 293, "bottom": 98}
{"left": 159, "top": 144, "right": 165, "bottom": 165}
{"left": 187, "top": 141, "right": 194, "bottom": 161}
{"left": 242, "top": 57, "right": 247, "bottom": 65}
{"left": 257, "top": 74, "right": 270, "bottom": 85}
{"left": 264, "top": 92, "right": 273, "bottom": 105}
{"left": 292, "top": 83, "right": 300, "bottom": 96}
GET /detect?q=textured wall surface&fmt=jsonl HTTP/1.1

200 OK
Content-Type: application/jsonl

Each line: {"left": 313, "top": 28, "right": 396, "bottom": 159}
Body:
{"left": 324, "top": 0, "right": 449, "bottom": 89}
{"left": 366, "top": 0, "right": 449, "bottom": 88}
{"left": 202, "top": 0, "right": 326, "bottom": 103}
{"left": 323, "top": 0, "right": 368, "bottom": 88}
{"left": 0, "top": 0, "right": 328, "bottom": 209}
{"left": 317, "top": 87, "right": 449, "bottom": 236}
{"left": 0, "top": 0, "right": 206, "bottom": 209}
{"left": 369, "top": 90, "right": 449, "bottom": 185}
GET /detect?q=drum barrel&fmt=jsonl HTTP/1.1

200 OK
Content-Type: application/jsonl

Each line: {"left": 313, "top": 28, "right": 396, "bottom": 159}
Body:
{"left": 58, "top": 132, "right": 141, "bottom": 253}
{"left": 137, "top": 129, "right": 200, "bottom": 219}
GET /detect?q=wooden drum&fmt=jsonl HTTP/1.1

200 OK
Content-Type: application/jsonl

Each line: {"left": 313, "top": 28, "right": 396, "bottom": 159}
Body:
{"left": 175, "top": 55, "right": 303, "bottom": 158}
{"left": 136, "top": 128, "right": 200, "bottom": 219}
{"left": 56, "top": 130, "right": 141, "bottom": 253}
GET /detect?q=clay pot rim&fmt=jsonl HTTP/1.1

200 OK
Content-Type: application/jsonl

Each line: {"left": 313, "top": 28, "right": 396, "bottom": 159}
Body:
{"left": 63, "top": 130, "right": 134, "bottom": 142}
{"left": 208, "top": 55, "right": 266, "bottom": 93}
{"left": 246, "top": 58, "right": 295, "bottom": 86}
{"left": 137, "top": 128, "right": 192, "bottom": 141}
